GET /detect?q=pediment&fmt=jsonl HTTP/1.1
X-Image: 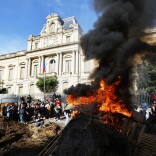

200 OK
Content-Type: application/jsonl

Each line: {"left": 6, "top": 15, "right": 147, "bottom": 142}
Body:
{"left": 40, "top": 13, "right": 63, "bottom": 35}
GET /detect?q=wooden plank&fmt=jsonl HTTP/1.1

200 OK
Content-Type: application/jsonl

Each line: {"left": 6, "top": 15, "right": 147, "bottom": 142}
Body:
{"left": 135, "top": 133, "right": 156, "bottom": 156}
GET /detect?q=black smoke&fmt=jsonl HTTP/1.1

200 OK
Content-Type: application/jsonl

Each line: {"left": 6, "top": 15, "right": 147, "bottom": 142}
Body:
{"left": 64, "top": 82, "right": 99, "bottom": 97}
{"left": 64, "top": 0, "right": 156, "bottom": 109}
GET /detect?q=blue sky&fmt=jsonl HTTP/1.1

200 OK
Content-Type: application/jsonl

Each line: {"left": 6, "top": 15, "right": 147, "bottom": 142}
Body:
{"left": 0, "top": 0, "right": 98, "bottom": 54}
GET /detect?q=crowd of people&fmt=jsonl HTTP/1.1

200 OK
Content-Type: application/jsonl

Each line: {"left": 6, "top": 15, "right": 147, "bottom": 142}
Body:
{"left": 2, "top": 93, "right": 156, "bottom": 131}
{"left": 136, "top": 100, "right": 156, "bottom": 120}
{"left": 136, "top": 100, "right": 156, "bottom": 135}
{"left": 2, "top": 94, "right": 72, "bottom": 126}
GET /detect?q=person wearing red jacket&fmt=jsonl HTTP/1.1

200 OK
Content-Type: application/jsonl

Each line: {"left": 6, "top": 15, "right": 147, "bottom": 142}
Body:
{"left": 55, "top": 98, "right": 61, "bottom": 107}
{"left": 54, "top": 98, "right": 62, "bottom": 119}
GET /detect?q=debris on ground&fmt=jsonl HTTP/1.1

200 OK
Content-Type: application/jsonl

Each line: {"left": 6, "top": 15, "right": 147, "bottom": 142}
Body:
{"left": 0, "top": 116, "right": 61, "bottom": 156}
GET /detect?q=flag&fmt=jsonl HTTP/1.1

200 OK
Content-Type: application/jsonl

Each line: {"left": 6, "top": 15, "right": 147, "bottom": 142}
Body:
{"left": 43, "top": 61, "right": 46, "bottom": 73}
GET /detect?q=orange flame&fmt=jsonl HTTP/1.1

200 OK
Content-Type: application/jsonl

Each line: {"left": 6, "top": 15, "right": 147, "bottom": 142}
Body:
{"left": 99, "top": 80, "right": 132, "bottom": 117}
{"left": 71, "top": 110, "right": 80, "bottom": 119}
{"left": 67, "top": 79, "right": 132, "bottom": 118}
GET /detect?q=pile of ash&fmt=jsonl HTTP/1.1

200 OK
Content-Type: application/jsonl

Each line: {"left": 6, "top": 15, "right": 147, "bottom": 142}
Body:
{"left": 0, "top": 116, "right": 60, "bottom": 156}
{"left": 52, "top": 113, "right": 133, "bottom": 156}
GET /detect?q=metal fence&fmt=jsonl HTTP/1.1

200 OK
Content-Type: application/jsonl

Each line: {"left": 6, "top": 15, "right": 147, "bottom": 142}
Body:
{"left": 136, "top": 89, "right": 152, "bottom": 106}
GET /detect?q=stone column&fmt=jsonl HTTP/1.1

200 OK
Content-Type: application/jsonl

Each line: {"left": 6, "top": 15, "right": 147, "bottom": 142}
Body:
{"left": 40, "top": 56, "right": 44, "bottom": 74}
{"left": 27, "top": 58, "right": 31, "bottom": 79}
{"left": 59, "top": 53, "right": 63, "bottom": 75}
{"left": 38, "top": 56, "right": 42, "bottom": 74}
{"left": 57, "top": 54, "right": 59, "bottom": 75}
{"left": 78, "top": 51, "right": 81, "bottom": 79}
{"left": 72, "top": 51, "right": 75, "bottom": 75}
{"left": 16, "top": 60, "right": 20, "bottom": 80}
{"left": 75, "top": 50, "right": 79, "bottom": 74}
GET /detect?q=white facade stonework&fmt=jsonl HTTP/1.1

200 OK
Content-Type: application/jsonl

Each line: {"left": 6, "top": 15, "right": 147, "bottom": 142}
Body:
{"left": 0, "top": 14, "right": 95, "bottom": 97}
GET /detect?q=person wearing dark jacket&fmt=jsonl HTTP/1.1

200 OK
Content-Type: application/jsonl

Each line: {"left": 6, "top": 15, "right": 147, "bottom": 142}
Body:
{"left": 26, "top": 95, "right": 32, "bottom": 107}
{"left": 19, "top": 102, "right": 27, "bottom": 123}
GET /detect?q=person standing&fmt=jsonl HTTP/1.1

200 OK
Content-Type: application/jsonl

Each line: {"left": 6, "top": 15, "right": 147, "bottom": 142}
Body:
{"left": 64, "top": 110, "right": 71, "bottom": 126}
{"left": 19, "top": 102, "right": 27, "bottom": 123}
{"left": 26, "top": 95, "right": 32, "bottom": 107}
{"left": 140, "top": 101, "right": 148, "bottom": 120}
{"left": 6, "top": 104, "right": 14, "bottom": 119}
{"left": 54, "top": 98, "right": 62, "bottom": 119}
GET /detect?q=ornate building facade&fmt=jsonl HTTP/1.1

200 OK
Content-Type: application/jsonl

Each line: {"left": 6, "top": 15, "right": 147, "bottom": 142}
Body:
{"left": 0, "top": 13, "right": 95, "bottom": 97}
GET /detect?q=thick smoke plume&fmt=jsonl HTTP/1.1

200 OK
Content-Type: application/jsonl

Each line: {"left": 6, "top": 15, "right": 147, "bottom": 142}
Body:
{"left": 64, "top": 82, "right": 99, "bottom": 97}
{"left": 64, "top": 0, "right": 156, "bottom": 108}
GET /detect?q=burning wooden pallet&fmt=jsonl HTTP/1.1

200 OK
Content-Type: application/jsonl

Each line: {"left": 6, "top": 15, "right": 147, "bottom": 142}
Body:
{"left": 38, "top": 67, "right": 155, "bottom": 156}
{"left": 38, "top": 111, "right": 155, "bottom": 156}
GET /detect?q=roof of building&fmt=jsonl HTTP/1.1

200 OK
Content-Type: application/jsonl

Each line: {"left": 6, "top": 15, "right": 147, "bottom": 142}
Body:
{"left": 0, "top": 14, "right": 81, "bottom": 58}
{"left": 0, "top": 50, "right": 26, "bottom": 60}
{"left": 63, "top": 16, "right": 77, "bottom": 29}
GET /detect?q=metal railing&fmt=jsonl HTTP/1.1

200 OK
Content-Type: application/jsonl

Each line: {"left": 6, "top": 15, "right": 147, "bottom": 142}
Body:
{"left": 136, "top": 89, "right": 153, "bottom": 106}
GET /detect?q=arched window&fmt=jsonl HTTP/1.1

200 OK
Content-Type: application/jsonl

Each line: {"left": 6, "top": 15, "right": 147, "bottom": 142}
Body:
{"left": 31, "top": 59, "right": 38, "bottom": 77}
{"left": 65, "top": 60, "right": 71, "bottom": 73}
{"left": 50, "top": 23, "right": 55, "bottom": 32}
{"left": 49, "top": 59, "right": 56, "bottom": 73}
{"left": 33, "top": 64, "right": 38, "bottom": 76}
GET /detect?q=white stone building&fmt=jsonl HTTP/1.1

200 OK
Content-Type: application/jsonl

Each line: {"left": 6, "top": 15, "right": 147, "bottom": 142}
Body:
{"left": 0, "top": 13, "right": 95, "bottom": 97}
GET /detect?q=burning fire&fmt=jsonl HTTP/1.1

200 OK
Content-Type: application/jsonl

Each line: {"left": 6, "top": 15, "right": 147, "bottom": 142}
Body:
{"left": 71, "top": 110, "right": 80, "bottom": 119}
{"left": 67, "top": 79, "right": 132, "bottom": 118}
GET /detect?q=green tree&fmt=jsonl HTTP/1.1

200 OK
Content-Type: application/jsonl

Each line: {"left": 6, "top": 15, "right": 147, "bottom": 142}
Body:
{"left": 146, "top": 64, "right": 156, "bottom": 94}
{"left": 136, "top": 54, "right": 156, "bottom": 94}
{"left": 36, "top": 76, "right": 58, "bottom": 93}
{"left": 0, "top": 88, "right": 8, "bottom": 94}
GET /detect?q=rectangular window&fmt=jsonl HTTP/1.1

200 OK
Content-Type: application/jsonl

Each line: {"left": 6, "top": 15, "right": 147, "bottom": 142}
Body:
{"left": 34, "top": 65, "right": 38, "bottom": 76}
{"left": 30, "top": 84, "right": 34, "bottom": 95}
{"left": 19, "top": 86, "right": 23, "bottom": 95}
{"left": 65, "top": 60, "right": 71, "bottom": 73}
{"left": 35, "top": 42, "right": 38, "bottom": 49}
{"left": 20, "top": 67, "right": 25, "bottom": 79}
{"left": 66, "top": 36, "right": 71, "bottom": 43}
{"left": 8, "top": 87, "right": 12, "bottom": 94}
{"left": 8, "top": 68, "right": 13, "bottom": 81}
